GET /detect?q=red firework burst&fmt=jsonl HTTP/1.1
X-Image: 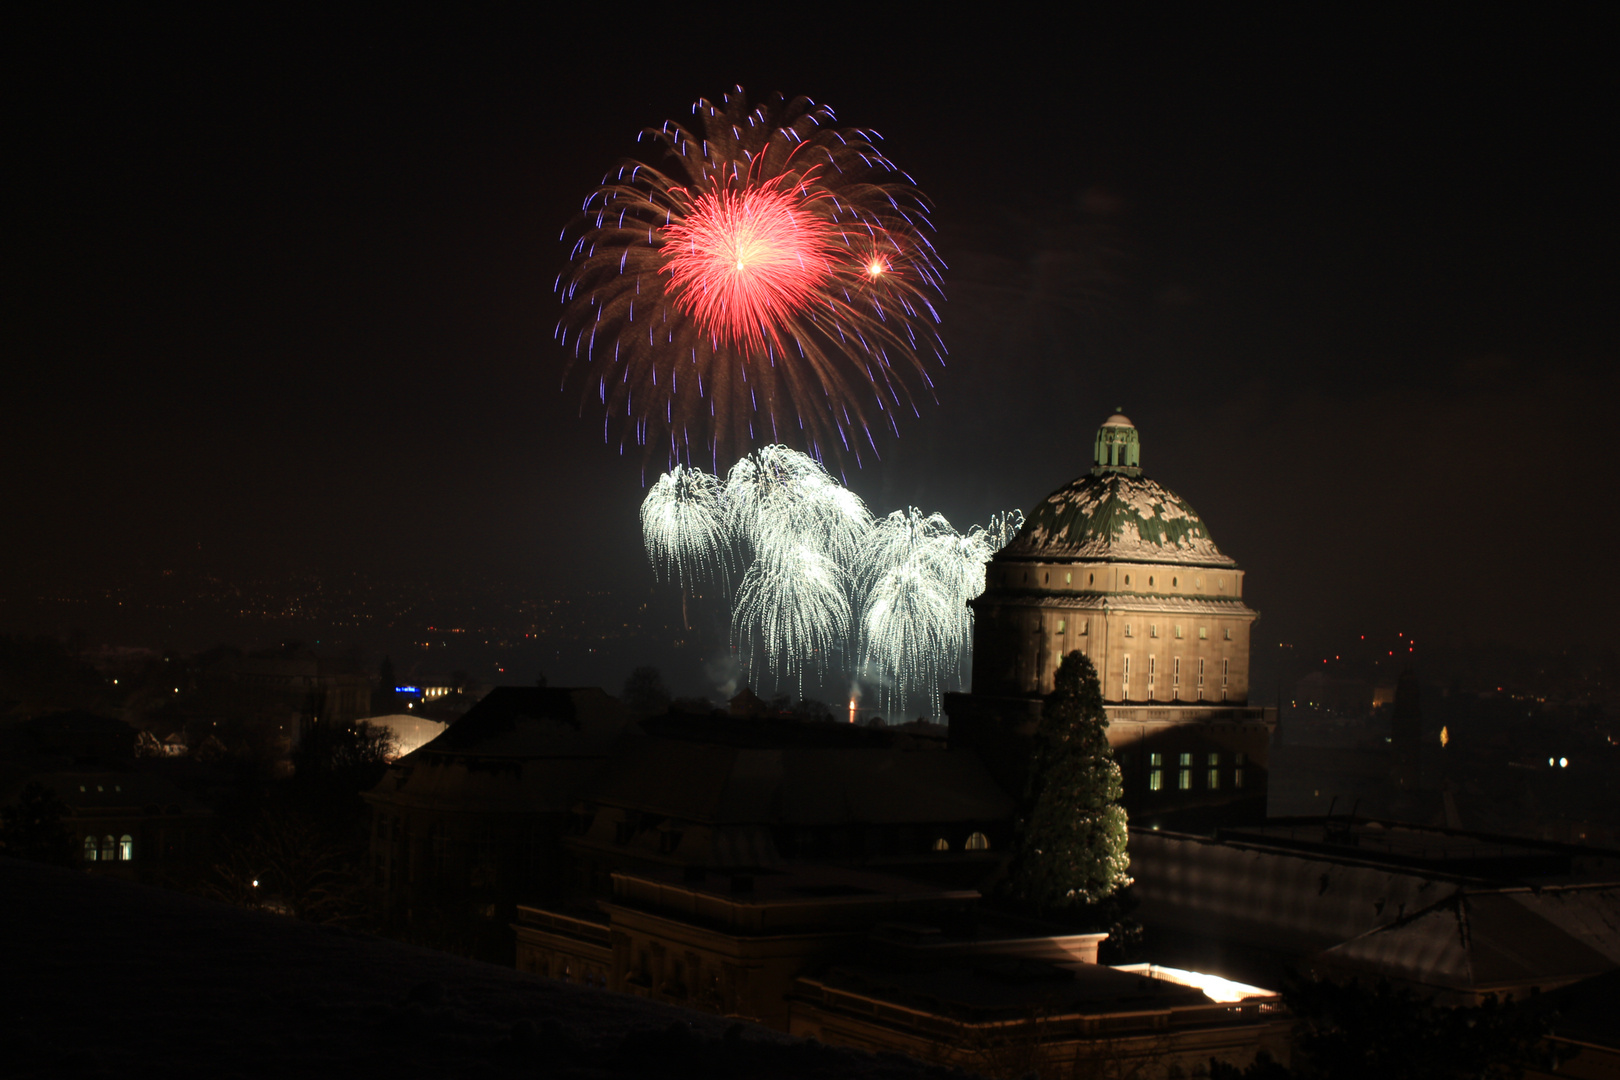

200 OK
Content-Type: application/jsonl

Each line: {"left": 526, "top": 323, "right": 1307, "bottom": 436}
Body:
{"left": 661, "top": 180, "right": 836, "bottom": 356}
{"left": 557, "top": 89, "right": 945, "bottom": 469}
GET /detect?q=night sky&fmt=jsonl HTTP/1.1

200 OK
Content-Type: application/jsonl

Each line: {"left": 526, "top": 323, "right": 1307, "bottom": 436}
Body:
{"left": 8, "top": 10, "right": 1617, "bottom": 690}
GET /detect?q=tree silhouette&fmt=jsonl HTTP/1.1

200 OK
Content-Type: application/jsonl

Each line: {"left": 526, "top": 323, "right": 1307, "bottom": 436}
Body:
{"left": 1007, "top": 651, "right": 1131, "bottom": 910}
{"left": 0, "top": 782, "right": 75, "bottom": 866}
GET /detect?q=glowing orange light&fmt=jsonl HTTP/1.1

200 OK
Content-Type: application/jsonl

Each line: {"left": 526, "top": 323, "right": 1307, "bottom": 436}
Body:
{"left": 662, "top": 182, "right": 836, "bottom": 354}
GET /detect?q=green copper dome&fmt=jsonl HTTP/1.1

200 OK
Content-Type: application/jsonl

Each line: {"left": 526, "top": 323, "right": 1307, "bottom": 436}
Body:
{"left": 1002, "top": 413, "right": 1235, "bottom": 566}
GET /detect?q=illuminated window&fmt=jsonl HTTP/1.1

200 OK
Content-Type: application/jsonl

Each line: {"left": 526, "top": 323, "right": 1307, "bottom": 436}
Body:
{"left": 1208, "top": 769, "right": 1221, "bottom": 789}
{"left": 1149, "top": 769, "right": 1163, "bottom": 791}
{"left": 1208, "top": 752, "right": 1220, "bottom": 765}
{"left": 965, "top": 832, "right": 990, "bottom": 851}
{"left": 119, "top": 835, "right": 134, "bottom": 861}
{"left": 1179, "top": 753, "right": 1192, "bottom": 766}
{"left": 1178, "top": 769, "right": 1191, "bottom": 790}
{"left": 83, "top": 836, "right": 97, "bottom": 862}
{"left": 1056, "top": 619, "right": 1066, "bottom": 634}
{"left": 1150, "top": 753, "right": 1163, "bottom": 766}
{"left": 932, "top": 837, "right": 950, "bottom": 852}
{"left": 101, "top": 835, "right": 115, "bottom": 861}
{"left": 1199, "top": 627, "right": 1208, "bottom": 640}
{"left": 1234, "top": 769, "right": 1245, "bottom": 789}
{"left": 1065, "top": 572, "right": 1072, "bottom": 584}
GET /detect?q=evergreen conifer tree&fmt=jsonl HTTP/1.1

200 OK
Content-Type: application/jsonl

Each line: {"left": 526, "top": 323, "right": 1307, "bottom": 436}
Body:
{"left": 1008, "top": 650, "right": 1131, "bottom": 910}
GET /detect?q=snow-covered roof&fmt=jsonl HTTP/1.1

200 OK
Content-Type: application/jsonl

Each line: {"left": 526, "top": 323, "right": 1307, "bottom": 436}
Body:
{"left": 1003, "top": 472, "right": 1235, "bottom": 567}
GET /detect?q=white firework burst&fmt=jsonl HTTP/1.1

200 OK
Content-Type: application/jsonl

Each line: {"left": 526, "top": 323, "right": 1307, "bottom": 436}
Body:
{"left": 641, "top": 445, "right": 1025, "bottom": 717}
{"left": 640, "top": 465, "right": 731, "bottom": 591}
{"left": 732, "top": 542, "right": 852, "bottom": 696}
{"left": 855, "top": 508, "right": 970, "bottom": 717}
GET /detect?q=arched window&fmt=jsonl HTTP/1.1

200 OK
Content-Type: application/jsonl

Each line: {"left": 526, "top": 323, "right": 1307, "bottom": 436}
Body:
{"left": 119, "top": 835, "right": 134, "bottom": 861}
{"left": 931, "top": 837, "right": 950, "bottom": 852}
{"left": 83, "top": 836, "right": 98, "bottom": 861}
{"left": 965, "top": 832, "right": 990, "bottom": 851}
{"left": 101, "top": 836, "right": 115, "bottom": 861}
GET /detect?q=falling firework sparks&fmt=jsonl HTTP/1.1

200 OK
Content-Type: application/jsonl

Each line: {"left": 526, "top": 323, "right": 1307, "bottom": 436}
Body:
{"left": 640, "top": 465, "right": 731, "bottom": 591}
{"left": 557, "top": 88, "right": 946, "bottom": 468}
{"left": 732, "top": 542, "right": 851, "bottom": 697}
{"left": 639, "top": 447, "right": 1020, "bottom": 716}
{"left": 855, "top": 508, "right": 970, "bottom": 718}
{"left": 725, "top": 446, "right": 870, "bottom": 567}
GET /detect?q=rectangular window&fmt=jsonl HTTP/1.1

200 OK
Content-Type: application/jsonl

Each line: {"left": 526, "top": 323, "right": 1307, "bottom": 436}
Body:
{"left": 1148, "top": 656, "right": 1156, "bottom": 688}
{"left": 1179, "top": 753, "right": 1192, "bottom": 766}
{"left": 1234, "top": 769, "right": 1245, "bottom": 789}
{"left": 1175, "top": 625, "right": 1184, "bottom": 639}
{"left": 1198, "top": 659, "right": 1206, "bottom": 686}
{"left": 1150, "top": 624, "right": 1159, "bottom": 638}
{"left": 1222, "top": 659, "right": 1230, "bottom": 686}
{"left": 1150, "top": 753, "right": 1163, "bottom": 766}
{"left": 1208, "top": 768, "right": 1221, "bottom": 789}
{"left": 1178, "top": 769, "right": 1192, "bottom": 790}
{"left": 1208, "top": 752, "right": 1220, "bottom": 766}
{"left": 1079, "top": 620, "right": 1089, "bottom": 636}
{"left": 1225, "top": 628, "right": 1233, "bottom": 641}
{"left": 1056, "top": 618, "right": 1066, "bottom": 634}
{"left": 1199, "top": 627, "right": 1208, "bottom": 640}
{"left": 1235, "top": 752, "right": 1246, "bottom": 766}
{"left": 1124, "top": 624, "right": 1134, "bottom": 638}
{"left": 1149, "top": 769, "right": 1163, "bottom": 792}
{"left": 1173, "top": 657, "right": 1181, "bottom": 688}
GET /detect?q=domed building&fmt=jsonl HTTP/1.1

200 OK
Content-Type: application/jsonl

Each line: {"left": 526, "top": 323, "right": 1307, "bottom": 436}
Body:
{"left": 946, "top": 413, "right": 1275, "bottom": 821}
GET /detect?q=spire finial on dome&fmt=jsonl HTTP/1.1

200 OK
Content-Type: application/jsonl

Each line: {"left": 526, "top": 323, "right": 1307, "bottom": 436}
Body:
{"left": 1093, "top": 412, "right": 1141, "bottom": 476}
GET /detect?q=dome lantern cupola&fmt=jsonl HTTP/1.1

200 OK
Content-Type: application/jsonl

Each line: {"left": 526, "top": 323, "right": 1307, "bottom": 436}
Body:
{"left": 1092, "top": 411, "right": 1141, "bottom": 476}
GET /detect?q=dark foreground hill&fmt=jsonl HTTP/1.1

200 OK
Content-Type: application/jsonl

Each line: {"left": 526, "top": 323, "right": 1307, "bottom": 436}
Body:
{"left": 0, "top": 858, "right": 969, "bottom": 1080}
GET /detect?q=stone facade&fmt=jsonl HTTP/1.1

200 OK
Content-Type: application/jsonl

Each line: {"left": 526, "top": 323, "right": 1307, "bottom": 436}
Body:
{"left": 948, "top": 413, "right": 1275, "bottom": 820}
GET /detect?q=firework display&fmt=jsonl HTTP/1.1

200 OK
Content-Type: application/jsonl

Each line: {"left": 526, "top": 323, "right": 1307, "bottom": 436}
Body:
{"left": 640, "top": 446, "right": 1020, "bottom": 717}
{"left": 558, "top": 89, "right": 945, "bottom": 468}
{"left": 640, "top": 465, "right": 731, "bottom": 591}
